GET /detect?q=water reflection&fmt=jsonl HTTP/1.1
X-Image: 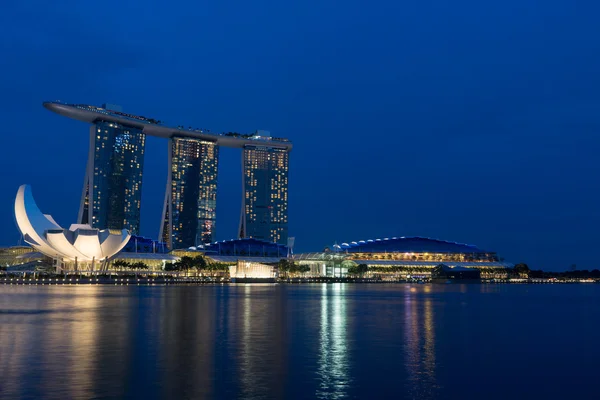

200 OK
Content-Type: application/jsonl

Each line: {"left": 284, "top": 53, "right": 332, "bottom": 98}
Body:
{"left": 404, "top": 285, "right": 438, "bottom": 398}
{"left": 317, "top": 283, "right": 350, "bottom": 399}
{"left": 0, "top": 284, "right": 435, "bottom": 399}
{"left": 239, "top": 284, "right": 277, "bottom": 399}
{"left": 3, "top": 284, "right": 580, "bottom": 399}
{"left": 157, "top": 287, "right": 215, "bottom": 398}
{"left": 65, "top": 288, "right": 101, "bottom": 399}
{"left": 0, "top": 286, "right": 129, "bottom": 399}
{"left": 230, "top": 285, "right": 287, "bottom": 399}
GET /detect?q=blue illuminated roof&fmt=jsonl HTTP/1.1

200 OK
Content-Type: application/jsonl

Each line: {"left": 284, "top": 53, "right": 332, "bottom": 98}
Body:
{"left": 204, "top": 238, "right": 288, "bottom": 257}
{"left": 338, "top": 236, "right": 489, "bottom": 254}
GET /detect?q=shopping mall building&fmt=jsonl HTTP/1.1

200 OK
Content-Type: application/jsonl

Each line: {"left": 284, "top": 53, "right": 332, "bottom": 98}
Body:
{"left": 295, "top": 236, "right": 512, "bottom": 279}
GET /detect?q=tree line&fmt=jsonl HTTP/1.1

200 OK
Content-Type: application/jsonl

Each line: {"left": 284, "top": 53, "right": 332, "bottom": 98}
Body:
{"left": 347, "top": 263, "right": 369, "bottom": 276}
{"left": 112, "top": 260, "right": 150, "bottom": 270}
{"left": 111, "top": 256, "right": 230, "bottom": 274}
{"left": 277, "top": 259, "right": 310, "bottom": 278}
{"left": 509, "top": 263, "right": 600, "bottom": 279}
{"left": 164, "top": 256, "right": 230, "bottom": 274}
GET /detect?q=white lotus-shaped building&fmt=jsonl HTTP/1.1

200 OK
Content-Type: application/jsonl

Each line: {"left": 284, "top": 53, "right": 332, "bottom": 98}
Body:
{"left": 14, "top": 185, "right": 131, "bottom": 265}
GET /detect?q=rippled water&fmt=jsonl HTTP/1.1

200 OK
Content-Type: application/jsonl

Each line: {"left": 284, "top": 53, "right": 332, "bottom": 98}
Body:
{"left": 1, "top": 283, "right": 599, "bottom": 399}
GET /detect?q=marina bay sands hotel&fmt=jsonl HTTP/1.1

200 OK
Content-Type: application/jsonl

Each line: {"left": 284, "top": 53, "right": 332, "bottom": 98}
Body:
{"left": 43, "top": 102, "right": 291, "bottom": 249}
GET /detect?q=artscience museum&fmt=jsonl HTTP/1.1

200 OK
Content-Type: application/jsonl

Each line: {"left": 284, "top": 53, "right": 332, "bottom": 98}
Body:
{"left": 14, "top": 185, "right": 131, "bottom": 272}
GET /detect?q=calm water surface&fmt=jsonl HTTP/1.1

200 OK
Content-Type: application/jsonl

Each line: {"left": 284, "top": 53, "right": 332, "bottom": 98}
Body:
{"left": 1, "top": 284, "right": 599, "bottom": 399}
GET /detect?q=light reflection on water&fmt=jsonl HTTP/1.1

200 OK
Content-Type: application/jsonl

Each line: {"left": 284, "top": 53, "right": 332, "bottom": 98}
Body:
{"left": 317, "top": 283, "right": 350, "bottom": 399}
{"left": 1, "top": 284, "right": 600, "bottom": 399}
{"left": 403, "top": 285, "right": 438, "bottom": 399}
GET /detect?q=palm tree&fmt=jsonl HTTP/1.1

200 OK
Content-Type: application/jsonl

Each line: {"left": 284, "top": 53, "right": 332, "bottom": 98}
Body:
{"left": 357, "top": 263, "right": 368, "bottom": 276}
{"left": 131, "top": 261, "right": 149, "bottom": 270}
{"left": 112, "top": 260, "right": 130, "bottom": 270}
{"left": 193, "top": 256, "right": 207, "bottom": 272}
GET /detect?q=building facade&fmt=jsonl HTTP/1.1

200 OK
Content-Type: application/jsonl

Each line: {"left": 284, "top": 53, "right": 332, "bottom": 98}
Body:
{"left": 15, "top": 185, "right": 131, "bottom": 273}
{"left": 44, "top": 102, "right": 292, "bottom": 248}
{"left": 160, "top": 137, "right": 219, "bottom": 249}
{"left": 0, "top": 246, "right": 42, "bottom": 267}
{"left": 79, "top": 119, "right": 145, "bottom": 234}
{"left": 204, "top": 238, "right": 288, "bottom": 257}
{"left": 295, "top": 237, "right": 512, "bottom": 279}
{"left": 239, "top": 139, "right": 289, "bottom": 245}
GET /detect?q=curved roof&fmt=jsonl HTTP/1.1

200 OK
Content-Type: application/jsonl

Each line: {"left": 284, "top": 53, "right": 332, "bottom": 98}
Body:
{"left": 336, "top": 236, "right": 489, "bottom": 254}
{"left": 43, "top": 102, "right": 292, "bottom": 150}
{"left": 14, "top": 184, "right": 63, "bottom": 259}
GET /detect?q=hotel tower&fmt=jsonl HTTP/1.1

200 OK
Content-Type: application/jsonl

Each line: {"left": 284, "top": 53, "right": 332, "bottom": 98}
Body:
{"left": 79, "top": 104, "right": 145, "bottom": 234}
{"left": 239, "top": 133, "right": 289, "bottom": 244}
{"left": 44, "top": 102, "right": 292, "bottom": 249}
{"left": 159, "top": 137, "right": 219, "bottom": 249}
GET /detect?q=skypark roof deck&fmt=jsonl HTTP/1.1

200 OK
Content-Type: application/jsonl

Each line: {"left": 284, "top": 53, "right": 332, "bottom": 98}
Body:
{"left": 43, "top": 101, "right": 292, "bottom": 150}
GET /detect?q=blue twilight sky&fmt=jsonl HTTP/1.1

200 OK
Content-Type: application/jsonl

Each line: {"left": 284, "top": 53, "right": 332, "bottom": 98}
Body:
{"left": 1, "top": 0, "right": 600, "bottom": 271}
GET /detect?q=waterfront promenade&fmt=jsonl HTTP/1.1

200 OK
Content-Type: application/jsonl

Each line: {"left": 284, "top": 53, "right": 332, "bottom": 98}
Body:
{"left": 0, "top": 274, "right": 597, "bottom": 285}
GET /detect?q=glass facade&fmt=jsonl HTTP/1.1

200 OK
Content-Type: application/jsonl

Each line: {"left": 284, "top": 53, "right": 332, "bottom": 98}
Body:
{"left": 348, "top": 252, "right": 499, "bottom": 262}
{"left": 239, "top": 145, "right": 289, "bottom": 244}
{"left": 79, "top": 121, "right": 145, "bottom": 234}
{"left": 160, "top": 137, "right": 219, "bottom": 249}
{"left": 47, "top": 102, "right": 294, "bottom": 252}
{"left": 122, "top": 235, "right": 169, "bottom": 254}
{"left": 204, "top": 238, "right": 288, "bottom": 257}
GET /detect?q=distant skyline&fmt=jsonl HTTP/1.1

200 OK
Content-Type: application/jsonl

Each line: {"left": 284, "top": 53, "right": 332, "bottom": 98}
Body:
{"left": 2, "top": 0, "right": 600, "bottom": 270}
